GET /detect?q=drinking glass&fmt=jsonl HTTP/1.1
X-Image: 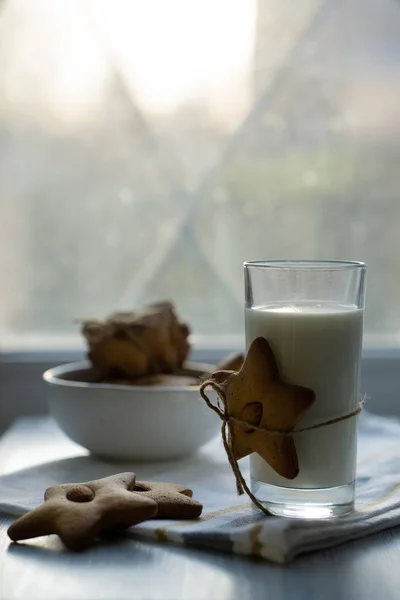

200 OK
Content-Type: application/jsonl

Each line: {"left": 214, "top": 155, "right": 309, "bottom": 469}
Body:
{"left": 244, "top": 260, "right": 366, "bottom": 518}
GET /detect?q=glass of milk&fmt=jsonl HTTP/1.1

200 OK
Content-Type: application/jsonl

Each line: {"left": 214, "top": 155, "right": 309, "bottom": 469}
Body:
{"left": 244, "top": 260, "right": 366, "bottom": 518}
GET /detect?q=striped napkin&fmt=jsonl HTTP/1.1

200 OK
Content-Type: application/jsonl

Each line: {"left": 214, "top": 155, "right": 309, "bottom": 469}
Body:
{"left": 1, "top": 411, "right": 400, "bottom": 564}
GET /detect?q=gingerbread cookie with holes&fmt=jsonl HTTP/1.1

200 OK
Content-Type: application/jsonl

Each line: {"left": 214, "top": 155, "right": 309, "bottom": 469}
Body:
{"left": 200, "top": 337, "right": 315, "bottom": 480}
{"left": 7, "top": 473, "right": 203, "bottom": 551}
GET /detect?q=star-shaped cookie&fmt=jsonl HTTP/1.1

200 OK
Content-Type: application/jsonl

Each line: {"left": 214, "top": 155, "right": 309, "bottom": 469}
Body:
{"left": 201, "top": 337, "right": 315, "bottom": 479}
{"left": 7, "top": 473, "right": 158, "bottom": 551}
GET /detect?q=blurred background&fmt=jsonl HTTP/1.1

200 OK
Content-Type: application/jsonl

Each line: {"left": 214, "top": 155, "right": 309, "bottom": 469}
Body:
{"left": 1, "top": 0, "right": 400, "bottom": 350}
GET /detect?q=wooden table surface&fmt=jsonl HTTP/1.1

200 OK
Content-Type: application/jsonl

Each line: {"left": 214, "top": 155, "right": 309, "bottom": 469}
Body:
{"left": 1, "top": 417, "right": 400, "bottom": 600}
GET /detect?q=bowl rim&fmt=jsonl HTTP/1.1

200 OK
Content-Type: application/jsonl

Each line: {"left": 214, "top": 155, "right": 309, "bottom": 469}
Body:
{"left": 43, "top": 361, "right": 203, "bottom": 392}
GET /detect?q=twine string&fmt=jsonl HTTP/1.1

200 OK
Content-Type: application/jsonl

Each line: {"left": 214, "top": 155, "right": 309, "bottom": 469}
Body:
{"left": 199, "top": 380, "right": 364, "bottom": 517}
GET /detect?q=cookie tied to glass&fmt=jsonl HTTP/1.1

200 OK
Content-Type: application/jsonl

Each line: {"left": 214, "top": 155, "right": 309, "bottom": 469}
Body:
{"left": 201, "top": 260, "right": 366, "bottom": 519}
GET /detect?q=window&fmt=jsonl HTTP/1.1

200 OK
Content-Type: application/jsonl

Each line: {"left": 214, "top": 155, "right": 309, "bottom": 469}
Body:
{"left": 1, "top": 0, "right": 400, "bottom": 351}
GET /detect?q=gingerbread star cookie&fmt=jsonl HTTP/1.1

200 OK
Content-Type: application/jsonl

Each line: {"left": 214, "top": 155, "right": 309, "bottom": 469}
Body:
{"left": 7, "top": 473, "right": 158, "bottom": 551}
{"left": 81, "top": 301, "right": 190, "bottom": 379}
{"left": 132, "top": 481, "right": 203, "bottom": 519}
{"left": 200, "top": 337, "right": 315, "bottom": 479}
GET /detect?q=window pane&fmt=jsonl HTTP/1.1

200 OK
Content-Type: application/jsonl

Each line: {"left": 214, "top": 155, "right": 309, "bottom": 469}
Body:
{"left": 1, "top": 0, "right": 399, "bottom": 347}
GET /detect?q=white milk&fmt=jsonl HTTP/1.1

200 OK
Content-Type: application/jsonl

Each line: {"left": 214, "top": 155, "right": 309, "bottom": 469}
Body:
{"left": 245, "top": 302, "right": 363, "bottom": 489}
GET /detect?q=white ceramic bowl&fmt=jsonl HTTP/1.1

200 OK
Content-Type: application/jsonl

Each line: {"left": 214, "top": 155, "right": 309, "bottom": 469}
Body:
{"left": 43, "top": 362, "right": 220, "bottom": 461}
